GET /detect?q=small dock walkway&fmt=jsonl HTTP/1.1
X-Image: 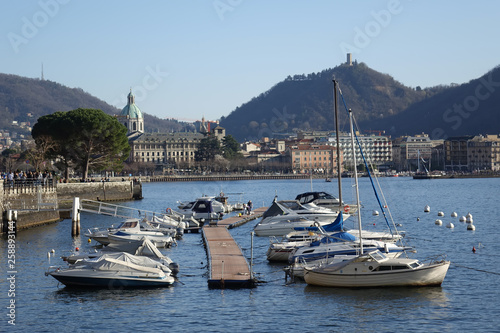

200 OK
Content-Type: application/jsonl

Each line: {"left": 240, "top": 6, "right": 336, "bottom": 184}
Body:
{"left": 202, "top": 207, "right": 266, "bottom": 289}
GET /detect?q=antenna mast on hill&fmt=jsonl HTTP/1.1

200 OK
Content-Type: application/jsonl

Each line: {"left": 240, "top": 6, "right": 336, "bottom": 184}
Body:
{"left": 41, "top": 63, "right": 44, "bottom": 81}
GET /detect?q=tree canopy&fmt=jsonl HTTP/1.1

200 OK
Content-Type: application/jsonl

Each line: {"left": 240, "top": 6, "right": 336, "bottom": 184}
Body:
{"left": 31, "top": 108, "right": 130, "bottom": 180}
{"left": 194, "top": 135, "right": 222, "bottom": 162}
{"left": 222, "top": 134, "right": 243, "bottom": 159}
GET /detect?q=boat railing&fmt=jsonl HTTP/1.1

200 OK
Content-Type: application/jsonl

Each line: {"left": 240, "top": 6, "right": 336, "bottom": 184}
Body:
{"left": 421, "top": 253, "right": 448, "bottom": 264}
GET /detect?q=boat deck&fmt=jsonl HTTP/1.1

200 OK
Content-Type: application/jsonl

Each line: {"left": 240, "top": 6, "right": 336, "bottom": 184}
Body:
{"left": 202, "top": 207, "right": 266, "bottom": 289}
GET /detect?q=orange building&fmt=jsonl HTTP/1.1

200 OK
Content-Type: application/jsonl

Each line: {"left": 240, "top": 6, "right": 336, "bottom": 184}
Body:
{"left": 287, "top": 144, "right": 343, "bottom": 174}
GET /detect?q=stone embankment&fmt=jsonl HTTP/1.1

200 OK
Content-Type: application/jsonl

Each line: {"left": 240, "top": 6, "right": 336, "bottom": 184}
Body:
{"left": 1, "top": 179, "right": 141, "bottom": 233}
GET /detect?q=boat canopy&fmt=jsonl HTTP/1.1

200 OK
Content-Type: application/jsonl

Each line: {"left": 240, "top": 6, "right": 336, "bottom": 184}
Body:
{"left": 192, "top": 200, "right": 214, "bottom": 213}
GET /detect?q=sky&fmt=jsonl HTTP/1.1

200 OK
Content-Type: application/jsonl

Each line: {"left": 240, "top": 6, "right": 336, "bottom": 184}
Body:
{"left": 1, "top": 0, "right": 499, "bottom": 123}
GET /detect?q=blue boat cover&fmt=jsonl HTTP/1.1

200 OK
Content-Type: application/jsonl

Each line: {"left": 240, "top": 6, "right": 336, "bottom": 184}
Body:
{"left": 322, "top": 211, "right": 344, "bottom": 232}
{"left": 309, "top": 231, "right": 356, "bottom": 246}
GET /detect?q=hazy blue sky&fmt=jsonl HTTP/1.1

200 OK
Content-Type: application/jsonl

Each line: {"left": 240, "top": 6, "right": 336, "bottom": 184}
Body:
{"left": 1, "top": 0, "right": 499, "bottom": 123}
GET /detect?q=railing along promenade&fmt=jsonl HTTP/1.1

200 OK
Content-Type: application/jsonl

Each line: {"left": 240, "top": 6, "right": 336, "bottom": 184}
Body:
{"left": 3, "top": 178, "right": 55, "bottom": 193}
{"left": 148, "top": 173, "right": 310, "bottom": 182}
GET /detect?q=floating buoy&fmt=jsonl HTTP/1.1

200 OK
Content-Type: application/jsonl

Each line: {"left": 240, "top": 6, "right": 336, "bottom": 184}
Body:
{"left": 446, "top": 222, "right": 454, "bottom": 229}
{"left": 466, "top": 213, "right": 473, "bottom": 223}
{"left": 435, "top": 219, "right": 442, "bottom": 226}
{"left": 372, "top": 210, "right": 379, "bottom": 216}
{"left": 383, "top": 205, "right": 388, "bottom": 208}
{"left": 467, "top": 224, "right": 476, "bottom": 231}
{"left": 451, "top": 212, "right": 457, "bottom": 217}
{"left": 437, "top": 211, "right": 444, "bottom": 217}
{"left": 88, "top": 238, "right": 92, "bottom": 243}
{"left": 459, "top": 216, "right": 466, "bottom": 222}
{"left": 75, "top": 247, "right": 80, "bottom": 251}
{"left": 47, "top": 252, "right": 51, "bottom": 258}
{"left": 424, "top": 205, "right": 430, "bottom": 213}
{"left": 472, "top": 246, "right": 476, "bottom": 253}
{"left": 51, "top": 249, "right": 55, "bottom": 254}
{"left": 417, "top": 217, "right": 420, "bottom": 221}
{"left": 396, "top": 223, "right": 403, "bottom": 227}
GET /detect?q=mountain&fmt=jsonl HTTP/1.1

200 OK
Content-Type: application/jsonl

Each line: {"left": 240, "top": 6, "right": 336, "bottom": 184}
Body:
{"left": 364, "top": 66, "right": 500, "bottom": 139}
{"left": 0, "top": 73, "right": 194, "bottom": 136}
{"left": 220, "top": 62, "right": 500, "bottom": 141}
{"left": 220, "top": 62, "right": 429, "bottom": 141}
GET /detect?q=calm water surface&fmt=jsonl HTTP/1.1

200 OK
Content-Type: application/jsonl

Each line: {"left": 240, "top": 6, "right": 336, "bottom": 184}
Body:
{"left": 1, "top": 177, "right": 499, "bottom": 332}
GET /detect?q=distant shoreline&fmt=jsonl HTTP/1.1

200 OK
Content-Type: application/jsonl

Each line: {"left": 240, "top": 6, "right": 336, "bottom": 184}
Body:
{"left": 139, "top": 172, "right": 500, "bottom": 182}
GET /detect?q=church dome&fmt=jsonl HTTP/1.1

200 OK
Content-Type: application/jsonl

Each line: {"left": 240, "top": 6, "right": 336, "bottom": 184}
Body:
{"left": 120, "top": 90, "right": 143, "bottom": 118}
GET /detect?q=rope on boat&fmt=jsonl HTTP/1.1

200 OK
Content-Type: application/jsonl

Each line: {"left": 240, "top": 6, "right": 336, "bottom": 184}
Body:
{"left": 451, "top": 263, "right": 500, "bottom": 275}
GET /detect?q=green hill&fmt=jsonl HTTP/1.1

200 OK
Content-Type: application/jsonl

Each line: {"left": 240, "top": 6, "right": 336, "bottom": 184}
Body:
{"left": 364, "top": 66, "right": 500, "bottom": 139}
{"left": 219, "top": 62, "right": 428, "bottom": 141}
{"left": 0, "top": 73, "right": 194, "bottom": 136}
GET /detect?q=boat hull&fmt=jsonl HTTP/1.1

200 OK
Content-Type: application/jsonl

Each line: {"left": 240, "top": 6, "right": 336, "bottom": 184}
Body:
{"left": 304, "top": 261, "right": 450, "bottom": 288}
{"left": 50, "top": 270, "right": 175, "bottom": 288}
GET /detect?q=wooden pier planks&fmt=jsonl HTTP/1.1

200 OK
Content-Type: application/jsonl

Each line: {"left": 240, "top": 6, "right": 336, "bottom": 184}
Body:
{"left": 202, "top": 207, "right": 267, "bottom": 289}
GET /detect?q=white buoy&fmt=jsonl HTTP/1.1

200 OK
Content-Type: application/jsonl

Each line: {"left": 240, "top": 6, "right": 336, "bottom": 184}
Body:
{"left": 466, "top": 212, "right": 473, "bottom": 223}
{"left": 435, "top": 219, "right": 442, "bottom": 226}
{"left": 459, "top": 216, "right": 466, "bottom": 222}
{"left": 446, "top": 222, "right": 454, "bottom": 228}
{"left": 424, "top": 205, "right": 430, "bottom": 213}
{"left": 372, "top": 210, "right": 379, "bottom": 216}
{"left": 467, "top": 224, "right": 476, "bottom": 231}
{"left": 438, "top": 211, "right": 444, "bottom": 217}
{"left": 451, "top": 212, "right": 457, "bottom": 217}
{"left": 51, "top": 249, "right": 55, "bottom": 254}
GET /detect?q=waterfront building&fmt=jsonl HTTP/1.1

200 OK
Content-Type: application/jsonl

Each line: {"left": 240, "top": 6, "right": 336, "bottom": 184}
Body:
{"left": 297, "top": 130, "right": 392, "bottom": 169}
{"left": 467, "top": 134, "right": 500, "bottom": 172}
{"left": 287, "top": 144, "right": 342, "bottom": 174}
{"left": 444, "top": 135, "right": 475, "bottom": 171}
{"left": 118, "top": 90, "right": 220, "bottom": 172}
{"left": 392, "top": 133, "right": 433, "bottom": 171}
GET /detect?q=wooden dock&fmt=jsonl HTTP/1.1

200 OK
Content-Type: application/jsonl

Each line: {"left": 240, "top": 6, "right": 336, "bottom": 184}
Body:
{"left": 202, "top": 207, "right": 266, "bottom": 289}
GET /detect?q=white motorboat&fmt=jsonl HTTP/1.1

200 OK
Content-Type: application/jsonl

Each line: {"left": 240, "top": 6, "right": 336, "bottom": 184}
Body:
{"left": 304, "top": 250, "right": 450, "bottom": 287}
{"left": 303, "top": 85, "right": 449, "bottom": 288}
{"left": 85, "top": 219, "right": 174, "bottom": 247}
{"left": 107, "top": 231, "right": 173, "bottom": 248}
{"left": 62, "top": 237, "right": 179, "bottom": 275}
{"left": 175, "top": 196, "right": 224, "bottom": 221}
{"left": 254, "top": 199, "right": 349, "bottom": 237}
{"left": 295, "top": 191, "right": 358, "bottom": 214}
{"left": 47, "top": 252, "right": 175, "bottom": 288}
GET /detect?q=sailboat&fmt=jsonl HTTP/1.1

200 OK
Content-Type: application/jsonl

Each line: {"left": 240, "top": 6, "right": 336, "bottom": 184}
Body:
{"left": 303, "top": 82, "right": 450, "bottom": 288}
{"left": 413, "top": 150, "right": 442, "bottom": 179}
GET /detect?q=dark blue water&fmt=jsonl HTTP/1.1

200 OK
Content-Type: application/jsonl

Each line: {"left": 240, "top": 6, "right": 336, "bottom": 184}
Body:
{"left": 1, "top": 177, "right": 499, "bottom": 332}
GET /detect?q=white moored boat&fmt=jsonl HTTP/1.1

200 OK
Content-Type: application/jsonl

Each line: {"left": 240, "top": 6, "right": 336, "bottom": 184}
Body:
{"left": 47, "top": 252, "right": 175, "bottom": 288}
{"left": 304, "top": 250, "right": 450, "bottom": 287}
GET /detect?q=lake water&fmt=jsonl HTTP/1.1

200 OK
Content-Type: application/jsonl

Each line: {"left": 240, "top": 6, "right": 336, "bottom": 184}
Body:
{"left": 1, "top": 177, "right": 499, "bottom": 332}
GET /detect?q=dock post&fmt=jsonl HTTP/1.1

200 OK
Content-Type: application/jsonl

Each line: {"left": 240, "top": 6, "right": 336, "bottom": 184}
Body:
{"left": 72, "top": 197, "right": 80, "bottom": 236}
{"left": 250, "top": 231, "right": 254, "bottom": 281}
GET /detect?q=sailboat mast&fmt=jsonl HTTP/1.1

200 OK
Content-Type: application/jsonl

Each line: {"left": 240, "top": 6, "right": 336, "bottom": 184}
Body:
{"left": 333, "top": 79, "right": 343, "bottom": 211}
{"left": 348, "top": 108, "right": 363, "bottom": 254}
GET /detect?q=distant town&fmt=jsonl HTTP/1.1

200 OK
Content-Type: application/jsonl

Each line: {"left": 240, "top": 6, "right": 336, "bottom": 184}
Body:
{"left": 2, "top": 89, "right": 499, "bottom": 178}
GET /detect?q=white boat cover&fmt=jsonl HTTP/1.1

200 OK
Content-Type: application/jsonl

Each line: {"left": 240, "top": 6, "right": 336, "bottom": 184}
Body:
{"left": 81, "top": 252, "right": 171, "bottom": 275}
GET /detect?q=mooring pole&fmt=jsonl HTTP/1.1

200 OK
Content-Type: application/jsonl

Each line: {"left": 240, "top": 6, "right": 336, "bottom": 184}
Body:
{"left": 72, "top": 197, "right": 80, "bottom": 237}
{"left": 250, "top": 231, "right": 254, "bottom": 281}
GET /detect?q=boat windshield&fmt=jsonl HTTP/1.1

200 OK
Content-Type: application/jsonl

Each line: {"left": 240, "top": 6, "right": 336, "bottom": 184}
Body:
{"left": 119, "top": 221, "right": 138, "bottom": 229}
{"left": 367, "top": 250, "right": 387, "bottom": 262}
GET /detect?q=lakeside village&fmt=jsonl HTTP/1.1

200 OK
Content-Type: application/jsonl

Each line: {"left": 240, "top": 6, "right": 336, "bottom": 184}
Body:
{"left": 1, "top": 90, "right": 500, "bottom": 181}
